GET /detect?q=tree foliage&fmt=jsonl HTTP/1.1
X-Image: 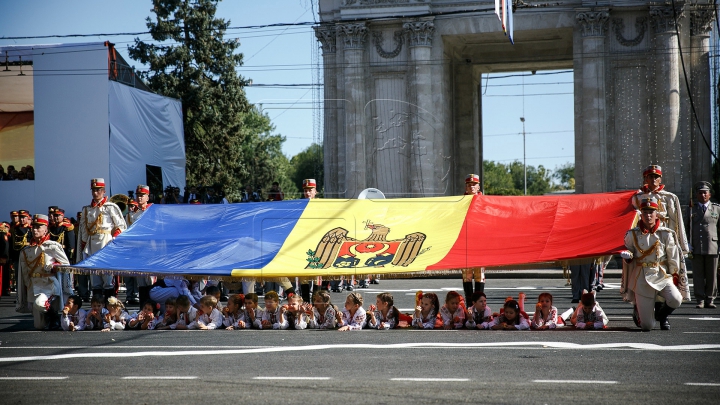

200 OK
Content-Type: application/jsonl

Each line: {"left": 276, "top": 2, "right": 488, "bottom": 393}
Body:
{"left": 552, "top": 162, "right": 575, "bottom": 190}
{"left": 482, "top": 160, "right": 565, "bottom": 196}
{"left": 128, "top": 0, "right": 285, "bottom": 201}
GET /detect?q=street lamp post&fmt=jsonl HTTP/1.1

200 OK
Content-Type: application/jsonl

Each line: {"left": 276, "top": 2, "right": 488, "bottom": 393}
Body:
{"left": 520, "top": 117, "right": 526, "bottom": 195}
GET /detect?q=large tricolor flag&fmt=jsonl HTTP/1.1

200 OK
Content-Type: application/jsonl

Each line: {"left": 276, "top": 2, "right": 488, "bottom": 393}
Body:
{"left": 64, "top": 191, "right": 637, "bottom": 280}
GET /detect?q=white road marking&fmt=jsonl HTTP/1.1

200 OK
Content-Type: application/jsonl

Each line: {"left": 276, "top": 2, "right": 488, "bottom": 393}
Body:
{"left": 0, "top": 376, "right": 68, "bottom": 380}
{"left": 1, "top": 346, "right": 268, "bottom": 350}
{"left": 122, "top": 376, "right": 197, "bottom": 380}
{"left": 684, "top": 332, "right": 720, "bottom": 334}
{"left": 392, "top": 378, "right": 469, "bottom": 382}
{"left": 684, "top": 382, "right": 720, "bottom": 386}
{"left": 689, "top": 318, "right": 720, "bottom": 321}
{"left": 254, "top": 376, "right": 331, "bottom": 380}
{"left": 1, "top": 342, "right": 719, "bottom": 363}
{"left": 534, "top": 380, "right": 617, "bottom": 384}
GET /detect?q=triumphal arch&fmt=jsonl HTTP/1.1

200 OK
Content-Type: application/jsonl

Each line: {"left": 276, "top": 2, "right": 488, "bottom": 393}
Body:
{"left": 315, "top": 0, "right": 716, "bottom": 201}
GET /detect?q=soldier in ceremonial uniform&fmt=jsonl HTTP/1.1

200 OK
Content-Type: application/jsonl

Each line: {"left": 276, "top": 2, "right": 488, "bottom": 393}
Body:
{"left": 0, "top": 221, "right": 9, "bottom": 296}
{"left": 621, "top": 197, "right": 685, "bottom": 331}
{"left": 10, "top": 210, "right": 32, "bottom": 295}
{"left": 124, "top": 185, "right": 154, "bottom": 305}
{"left": 48, "top": 208, "right": 75, "bottom": 298}
{"left": 461, "top": 174, "right": 485, "bottom": 303}
{"left": 77, "top": 178, "right": 126, "bottom": 300}
{"left": 15, "top": 214, "right": 70, "bottom": 330}
{"left": 689, "top": 181, "right": 719, "bottom": 309}
{"left": 632, "top": 165, "right": 689, "bottom": 255}
{"left": 300, "top": 179, "right": 320, "bottom": 301}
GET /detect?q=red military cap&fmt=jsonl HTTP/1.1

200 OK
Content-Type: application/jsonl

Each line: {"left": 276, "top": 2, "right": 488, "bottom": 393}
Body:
{"left": 643, "top": 165, "right": 662, "bottom": 177}
{"left": 33, "top": 214, "right": 49, "bottom": 226}
{"left": 302, "top": 179, "right": 317, "bottom": 189}
{"left": 189, "top": 198, "right": 201, "bottom": 205}
{"left": 639, "top": 197, "right": 659, "bottom": 211}
{"left": 10, "top": 211, "right": 19, "bottom": 217}
{"left": 136, "top": 184, "right": 150, "bottom": 195}
{"left": 51, "top": 208, "right": 65, "bottom": 215}
{"left": 18, "top": 210, "right": 30, "bottom": 218}
{"left": 91, "top": 178, "right": 106, "bottom": 189}
{"left": 465, "top": 174, "right": 480, "bottom": 184}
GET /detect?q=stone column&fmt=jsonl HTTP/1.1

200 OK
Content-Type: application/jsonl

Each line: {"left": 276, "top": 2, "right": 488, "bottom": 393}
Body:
{"left": 650, "top": 5, "right": 684, "bottom": 193}
{"left": 315, "top": 26, "right": 338, "bottom": 197}
{"left": 403, "top": 19, "right": 435, "bottom": 197}
{"left": 689, "top": 7, "right": 714, "bottom": 185}
{"left": 576, "top": 9, "right": 609, "bottom": 193}
{"left": 337, "top": 23, "right": 368, "bottom": 199}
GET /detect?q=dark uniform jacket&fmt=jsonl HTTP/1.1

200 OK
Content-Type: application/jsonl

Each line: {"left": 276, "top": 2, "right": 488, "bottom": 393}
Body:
{"left": 690, "top": 202, "right": 720, "bottom": 255}
{"left": 49, "top": 220, "right": 77, "bottom": 264}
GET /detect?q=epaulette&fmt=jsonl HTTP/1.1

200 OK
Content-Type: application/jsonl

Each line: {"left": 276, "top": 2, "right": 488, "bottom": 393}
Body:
{"left": 711, "top": 202, "right": 720, "bottom": 207}
{"left": 62, "top": 219, "right": 74, "bottom": 231}
{"left": 656, "top": 226, "right": 676, "bottom": 235}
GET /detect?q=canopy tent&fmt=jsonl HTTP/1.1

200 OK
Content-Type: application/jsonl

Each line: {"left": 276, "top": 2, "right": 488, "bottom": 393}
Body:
{"left": 0, "top": 42, "right": 184, "bottom": 217}
{"left": 64, "top": 191, "right": 638, "bottom": 279}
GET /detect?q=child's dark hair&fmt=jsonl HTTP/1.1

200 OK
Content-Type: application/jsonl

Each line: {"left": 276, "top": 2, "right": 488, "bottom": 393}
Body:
{"left": 377, "top": 292, "right": 399, "bottom": 328}
{"left": 228, "top": 294, "right": 244, "bottom": 310}
{"left": 143, "top": 299, "right": 160, "bottom": 316}
{"left": 312, "top": 290, "right": 340, "bottom": 314}
{"left": 421, "top": 292, "right": 440, "bottom": 313}
{"left": 502, "top": 299, "right": 521, "bottom": 324}
{"left": 164, "top": 297, "right": 177, "bottom": 307}
{"left": 245, "top": 293, "right": 259, "bottom": 304}
{"left": 205, "top": 285, "right": 220, "bottom": 297}
{"left": 538, "top": 292, "right": 553, "bottom": 304}
{"left": 470, "top": 292, "right": 486, "bottom": 305}
{"left": 176, "top": 295, "right": 191, "bottom": 308}
{"left": 445, "top": 290, "right": 462, "bottom": 304}
{"left": 581, "top": 292, "right": 595, "bottom": 307}
{"left": 90, "top": 295, "right": 104, "bottom": 306}
{"left": 68, "top": 294, "right": 83, "bottom": 308}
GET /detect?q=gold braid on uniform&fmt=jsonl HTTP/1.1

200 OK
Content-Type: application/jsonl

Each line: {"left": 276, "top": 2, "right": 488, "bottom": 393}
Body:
{"left": 84, "top": 207, "right": 104, "bottom": 236}
{"left": 22, "top": 248, "right": 46, "bottom": 277}
{"left": 631, "top": 231, "right": 661, "bottom": 261}
{"left": 49, "top": 230, "right": 65, "bottom": 245}
{"left": 13, "top": 231, "right": 29, "bottom": 249}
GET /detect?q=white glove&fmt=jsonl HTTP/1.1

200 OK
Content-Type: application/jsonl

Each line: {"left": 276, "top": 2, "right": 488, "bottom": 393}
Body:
{"left": 620, "top": 250, "right": 633, "bottom": 260}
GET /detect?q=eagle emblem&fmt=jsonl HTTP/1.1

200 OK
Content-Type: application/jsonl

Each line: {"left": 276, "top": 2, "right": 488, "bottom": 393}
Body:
{"left": 306, "top": 221, "right": 426, "bottom": 269}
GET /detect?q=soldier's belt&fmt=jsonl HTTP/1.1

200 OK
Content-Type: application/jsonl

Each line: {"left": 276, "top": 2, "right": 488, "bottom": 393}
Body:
{"left": 88, "top": 229, "right": 111, "bottom": 235}
{"left": 640, "top": 261, "right": 667, "bottom": 268}
{"left": 31, "top": 272, "right": 47, "bottom": 278}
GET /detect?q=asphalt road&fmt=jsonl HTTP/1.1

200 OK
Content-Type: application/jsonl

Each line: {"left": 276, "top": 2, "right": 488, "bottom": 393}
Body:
{"left": 0, "top": 277, "right": 718, "bottom": 405}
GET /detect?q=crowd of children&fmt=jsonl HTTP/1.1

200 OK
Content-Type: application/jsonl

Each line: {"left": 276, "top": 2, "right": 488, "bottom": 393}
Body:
{"left": 58, "top": 286, "right": 609, "bottom": 332}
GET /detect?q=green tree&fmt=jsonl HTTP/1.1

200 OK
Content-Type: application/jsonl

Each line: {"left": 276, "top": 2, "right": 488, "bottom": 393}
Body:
{"left": 289, "top": 143, "right": 324, "bottom": 197}
{"left": 128, "top": 0, "right": 283, "bottom": 201}
{"left": 552, "top": 162, "right": 575, "bottom": 190}
{"left": 482, "top": 160, "right": 521, "bottom": 195}
{"left": 507, "top": 161, "right": 552, "bottom": 195}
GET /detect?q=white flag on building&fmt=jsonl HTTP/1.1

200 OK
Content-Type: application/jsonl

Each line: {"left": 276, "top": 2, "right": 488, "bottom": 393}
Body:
{"left": 495, "top": 0, "right": 502, "bottom": 23}
{"left": 506, "top": 0, "right": 514, "bottom": 44}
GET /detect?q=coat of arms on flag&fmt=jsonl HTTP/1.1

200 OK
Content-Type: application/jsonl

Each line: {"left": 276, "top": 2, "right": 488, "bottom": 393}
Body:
{"left": 306, "top": 221, "right": 427, "bottom": 269}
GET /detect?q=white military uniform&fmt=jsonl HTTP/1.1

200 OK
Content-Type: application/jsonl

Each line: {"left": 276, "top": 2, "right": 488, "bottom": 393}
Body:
{"left": 632, "top": 187, "right": 689, "bottom": 254}
{"left": 78, "top": 196, "right": 126, "bottom": 290}
{"left": 622, "top": 223, "right": 685, "bottom": 331}
{"left": 15, "top": 236, "right": 70, "bottom": 329}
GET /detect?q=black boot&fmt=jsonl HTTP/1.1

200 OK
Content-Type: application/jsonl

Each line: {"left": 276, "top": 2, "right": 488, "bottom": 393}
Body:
{"left": 92, "top": 289, "right": 102, "bottom": 300}
{"left": 300, "top": 283, "right": 311, "bottom": 303}
{"left": 474, "top": 281, "right": 485, "bottom": 294}
{"left": 632, "top": 305, "right": 641, "bottom": 328}
{"left": 462, "top": 282, "right": 473, "bottom": 304}
{"left": 657, "top": 304, "right": 675, "bottom": 331}
{"left": 653, "top": 302, "right": 663, "bottom": 321}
